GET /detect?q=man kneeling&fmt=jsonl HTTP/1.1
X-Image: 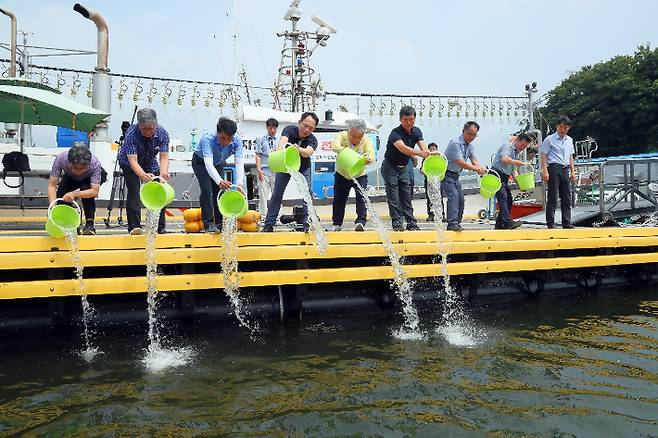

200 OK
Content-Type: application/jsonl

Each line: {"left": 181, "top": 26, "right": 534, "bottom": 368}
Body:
{"left": 48, "top": 145, "right": 104, "bottom": 235}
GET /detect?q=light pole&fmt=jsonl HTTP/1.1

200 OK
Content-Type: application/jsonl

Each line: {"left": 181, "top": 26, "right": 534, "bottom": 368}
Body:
{"left": 525, "top": 82, "right": 538, "bottom": 131}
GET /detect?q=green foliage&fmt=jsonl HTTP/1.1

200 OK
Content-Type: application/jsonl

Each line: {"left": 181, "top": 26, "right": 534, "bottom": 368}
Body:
{"left": 540, "top": 45, "right": 658, "bottom": 157}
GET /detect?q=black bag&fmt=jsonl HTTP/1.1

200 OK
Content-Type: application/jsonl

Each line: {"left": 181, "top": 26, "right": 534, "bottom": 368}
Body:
{"left": 2, "top": 151, "right": 31, "bottom": 188}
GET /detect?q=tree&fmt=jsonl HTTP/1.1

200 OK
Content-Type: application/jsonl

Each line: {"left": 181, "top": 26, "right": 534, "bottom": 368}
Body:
{"left": 539, "top": 45, "right": 657, "bottom": 157}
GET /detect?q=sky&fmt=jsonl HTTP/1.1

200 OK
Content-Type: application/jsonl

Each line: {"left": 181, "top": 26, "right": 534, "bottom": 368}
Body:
{"left": 3, "top": 0, "right": 657, "bottom": 161}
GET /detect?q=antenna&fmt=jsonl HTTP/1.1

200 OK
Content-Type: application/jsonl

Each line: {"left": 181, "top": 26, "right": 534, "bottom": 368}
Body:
{"left": 311, "top": 15, "right": 337, "bottom": 34}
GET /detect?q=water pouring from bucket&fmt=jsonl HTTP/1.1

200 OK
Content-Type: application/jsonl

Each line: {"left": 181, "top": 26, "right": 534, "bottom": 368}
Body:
{"left": 46, "top": 198, "right": 81, "bottom": 237}
{"left": 422, "top": 154, "right": 448, "bottom": 182}
{"left": 218, "top": 188, "right": 248, "bottom": 219}
{"left": 140, "top": 176, "right": 175, "bottom": 211}
{"left": 269, "top": 145, "right": 301, "bottom": 173}
{"left": 337, "top": 147, "right": 368, "bottom": 179}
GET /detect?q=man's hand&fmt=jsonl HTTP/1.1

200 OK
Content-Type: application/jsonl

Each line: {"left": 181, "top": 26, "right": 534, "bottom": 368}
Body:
{"left": 257, "top": 169, "right": 265, "bottom": 182}
{"left": 235, "top": 185, "right": 245, "bottom": 194}
{"left": 417, "top": 150, "right": 430, "bottom": 159}
{"left": 219, "top": 179, "right": 232, "bottom": 190}
{"left": 570, "top": 171, "right": 578, "bottom": 183}
{"left": 475, "top": 167, "right": 487, "bottom": 176}
{"left": 515, "top": 160, "right": 525, "bottom": 167}
{"left": 542, "top": 169, "right": 549, "bottom": 182}
{"left": 62, "top": 191, "right": 76, "bottom": 202}
{"left": 140, "top": 172, "right": 156, "bottom": 183}
{"left": 365, "top": 157, "right": 373, "bottom": 165}
{"left": 159, "top": 171, "right": 171, "bottom": 182}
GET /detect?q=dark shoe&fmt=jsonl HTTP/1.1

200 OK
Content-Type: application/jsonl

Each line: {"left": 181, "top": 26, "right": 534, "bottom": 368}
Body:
{"left": 563, "top": 224, "right": 575, "bottom": 229}
{"left": 82, "top": 223, "right": 96, "bottom": 235}
{"left": 547, "top": 224, "right": 556, "bottom": 229}
{"left": 426, "top": 214, "right": 435, "bottom": 222}
{"left": 392, "top": 224, "right": 404, "bottom": 232}
{"left": 157, "top": 228, "right": 167, "bottom": 234}
{"left": 207, "top": 224, "right": 220, "bottom": 234}
{"left": 446, "top": 224, "right": 463, "bottom": 232}
{"left": 354, "top": 223, "right": 365, "bottom": 232}
{"left": 504, "top": 221, "right": 523, "bottom": 230}
{"left": 406, "top": 224, "right": 421, "bottom": 231}
{"left": 302, "top": 223, "right": 310, "bottom": 233}
{"left": 262, "top": 224, "right": 274, "bottom": 233}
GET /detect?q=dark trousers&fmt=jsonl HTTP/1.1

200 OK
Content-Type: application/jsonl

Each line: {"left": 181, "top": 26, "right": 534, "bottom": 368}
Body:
{"left": 546, "top": 163, "right": 572, "bottom": 227}
{"left": 494, "top": 169, "right": 513, "bottom": 228}
{"left": 440, "top": 172, "right": 464, "bottom": 227}
{"left": 423, "top": 176, "right": 432, "bottom": 217}
{"left": 382, "top": 159, "right": 417, "bottom": 228}
{"left": 264, "top": 166, "right": 312, "bottom": 227}
{"left": 56, "top": 174, "right": 96, "bottom": 223}
{"left": 332, "top": 172, "right": 368, "bottom": 226}
{"left": 120, "top": 164, "right": 166, "bottom": 232}
{"left": 192, "top": 155, "right": 225, "bottom": 228}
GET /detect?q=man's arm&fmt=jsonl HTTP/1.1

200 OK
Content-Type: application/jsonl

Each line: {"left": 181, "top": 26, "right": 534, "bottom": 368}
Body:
{"left": 417, "top": 140, "right": 431, "bottom": 154}
{"left": 541, "top": 152, "right": 550, "bottom": 182}
{"left": 298, "top": 145, "right": 315, "bottom": 158}
{"left": 277, "top": 135, "right": 289, "bottom": 150}
{"left": 159, "top": 151, "right": 170, "bottom": 181}
{"left": 127, "top": 155, "right": 152, "bottom": 182}
{"left": 330, "top": 133, "right": 344, "bottom": 154}
{"left": 393, "top": 140, "right": 429, "bottom": 158}
{"left": 455, "top": 159, "right": 485, "bottom": 174}
{"left": 47, "top": 176, "right": 59, "bottom": 204}
{"left": 255, "top": 153, "right": 264, "bottom": 181}
{"left": 501, "top": 155, "right": 524, "bottom": 167}
{"left": 569, "top": 154, "right": 577, "bottom": 183}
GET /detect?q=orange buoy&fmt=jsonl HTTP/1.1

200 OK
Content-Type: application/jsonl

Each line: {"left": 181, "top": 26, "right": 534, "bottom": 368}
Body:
{"left": 185, "top": 221, "right": 201, "bottom": 233}
{"left": 241, "top": 221, "right": 259, "bottom": 232}
{"left": 183, "top": 208, "right": 198, "bottom": 222}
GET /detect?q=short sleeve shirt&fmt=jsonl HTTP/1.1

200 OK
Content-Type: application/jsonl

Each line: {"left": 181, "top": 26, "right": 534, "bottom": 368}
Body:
{"left": 445, "top": 135, "right": 476, "bottom": 173}
{"left": 50, "top": 150, "right": 102, "bottom": 185}
{"left": 281, "top": 125, "right": 317, "bottom": 171}
{"left": 491, "top": 143, "right": 518, "bottom": 176}
{"left": 384, "top": 125, "right": 423, "bottom": 166}
{"left": 118, "top": 124, "right": 169, "bottom": 173}
{"left": 255, "top": 134, "right": 278, "bottom": 169}
{"left": 540, "top": 132, "right": 574, "bottom": 166}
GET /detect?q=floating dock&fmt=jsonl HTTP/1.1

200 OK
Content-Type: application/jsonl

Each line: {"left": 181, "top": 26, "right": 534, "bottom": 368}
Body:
{"left": 1, "top": 227, "right": 657, "bottom": 328}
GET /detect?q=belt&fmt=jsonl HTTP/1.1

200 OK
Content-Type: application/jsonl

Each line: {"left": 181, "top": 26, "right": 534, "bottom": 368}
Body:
{"left": 445, "top": 170, "right": 460, "bottom": 177}
{"left": 492, "top": 168, "right": 510, "bottom": 180}
{"left": 548, "top": 163, "right": 569, "bottom": 169}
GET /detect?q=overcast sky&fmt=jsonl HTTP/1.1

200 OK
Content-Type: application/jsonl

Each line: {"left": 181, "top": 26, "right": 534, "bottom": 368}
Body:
{"left": 4, "top": 0, "right": 657, "bottom": 160}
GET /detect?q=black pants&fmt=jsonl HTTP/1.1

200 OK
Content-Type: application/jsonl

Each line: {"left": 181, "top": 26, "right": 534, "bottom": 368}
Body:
{"left": 382, "top": 159, "right": 417, "bottom": 228}
{"left": 494, "top": 169, "right": 513, "bottom": 228}
{"left": 56, "top": 174, "right": 96, "bottom": 223}
{"left": 192, "top": 155, "right": 225, "bottom": 228}
{"left": 332, "top": 172, "right": 367, "bottom": 226}
{"left": 546, "top": 163, "right": 572, "bottom": 227}
{"left": 120, "top": 164, "right": 166, "bottom": 232}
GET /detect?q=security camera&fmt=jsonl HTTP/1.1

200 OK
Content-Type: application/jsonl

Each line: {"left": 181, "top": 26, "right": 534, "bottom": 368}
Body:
{"left": 532, "top": 81, "right": 537, "bottom": 89}
{"left": 283, "top": 1, "right": 301, "bottom": 21}
{"left": 311, "top": 15, "right": 337, "bottom": 33}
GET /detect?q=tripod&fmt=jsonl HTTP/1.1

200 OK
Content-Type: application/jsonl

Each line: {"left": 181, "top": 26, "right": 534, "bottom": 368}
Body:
{"left": 104, "top": 108, "right": 137, "bottom": 229}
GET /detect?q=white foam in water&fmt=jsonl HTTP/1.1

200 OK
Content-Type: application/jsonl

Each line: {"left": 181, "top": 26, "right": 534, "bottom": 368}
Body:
{"left": 353, "top": 179, "right": 420, "bottom": 336}
{"left": 427, "top": 178, "right": 452, "bottom": 295}
{"left": 65, "top": 230, "right": 101, "bottom": 362}
{"left": 221, "top": 216, "right": 259, "bottom": 334}
{"left": 436, "top": 323, "right": 485, "bottom": 348}
{"left": 143, "top": 345, "right": 195, "bottom": 373}
{"left": 290, "top": 170, "right": 328, "bottom": 255}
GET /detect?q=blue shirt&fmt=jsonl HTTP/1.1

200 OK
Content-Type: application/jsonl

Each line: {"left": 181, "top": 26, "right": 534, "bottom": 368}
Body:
{"left": 445, "top": 135, "right": 477, "bottom": 173}
{"left": 255, "top": 134, "right": 278, "bottom": 169}
{"left": 492, "top": 143, "right": 519, "bottom": 176}
{"left": 540, "top": 132, "right": 574, "bottom": 166}
{"left": 281, "top": 125, "right": 317, "bottom": 171}
{"left": 118, "top": 124, "right": 169, "bottom": 173}
{"left": 193, "top": 132, "right": 243, "bottom": 166}
{"left": 384, "top": 125, "right": 423, "bottom": 166}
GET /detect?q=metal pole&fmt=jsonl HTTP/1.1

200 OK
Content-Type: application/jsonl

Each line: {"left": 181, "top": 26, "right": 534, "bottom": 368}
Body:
{"left": 0, "top": 8, "right": 16, "bottom": 77}
{"left": 20, "top": 33, "right": 31, "bottom": 150}
{"left": 599, "top": 163, "right": 605, "bottom": 217}
{"left": 291, "top": 19, "right": 298, "bottom": 112}
{"left": 528, "top": 89, "right": 535, "bottom": 131}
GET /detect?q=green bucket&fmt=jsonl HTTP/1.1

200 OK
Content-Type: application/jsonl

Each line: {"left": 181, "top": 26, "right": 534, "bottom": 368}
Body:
{"left": 422, "top": 154, "right": 448, "bottom": 181}
{"left": 45, "top": 218, "right": 66, "bottom": 238}
{"left": 515, "top": 167, "right": 535, "bottom": 191}
{"left": 337, "top": 147, "right": 368, "bottom": 179}
{"left": 140, "top": 177, "right": 175, "bottom": 210}
{"left": 269, "top": 146, "right": 301, "bottom": 173}
{"left": 479, "top": 171, "right": 501, "bottom": 199}
{"left": 47, "top": 199, "right": 81, "bottom": 232}
{"left": 218, "top": 190, "right": 248, "bottom": 219}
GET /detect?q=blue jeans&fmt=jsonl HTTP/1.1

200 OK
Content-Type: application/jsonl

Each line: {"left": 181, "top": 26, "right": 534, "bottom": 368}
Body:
{"left": 264, "top": 166, "right": 312, "bottom": 227}
{"left": 441, "top": 172, "right": 464, "bottom": 227}
{"left": 382, "top": 159, "right": 417, "bottom": 228}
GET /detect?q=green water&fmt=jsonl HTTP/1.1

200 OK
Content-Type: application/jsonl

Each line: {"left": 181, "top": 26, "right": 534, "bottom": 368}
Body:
{"left": 1, "top": 286, "right": 657, "bottom": 437}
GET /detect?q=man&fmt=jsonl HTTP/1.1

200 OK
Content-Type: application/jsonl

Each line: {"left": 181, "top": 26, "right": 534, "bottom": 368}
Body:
{"left": 540, "top": 115, "right": 577, "bottom": 229}
{"left": 442, "top": 121, "right": 487, "bottom": 232}
{"left": 422, "top": 142, "right": 439, "bottom": 221}
{"left": 491, "top": 133, "right": 533, "bottom": 229}
{"left": 262, "top": 112, "right": 319, "bottom": 233}
{"left": 192, "top": 117, "right": 245, "bottom": 233}
{"left": 117, "top": 108, "right": 170, "bottom": 235}
{"left": 48, "top": 145, "right": 104, "bottom": 235}
{"left": 254, "top": 118, "right": 279, "bottom": 217}
{"left": 328, "top": 118, "right": 375, "bottom": 232}
{"left": 382, "top": 106, "right": 430, "bottom": 231}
